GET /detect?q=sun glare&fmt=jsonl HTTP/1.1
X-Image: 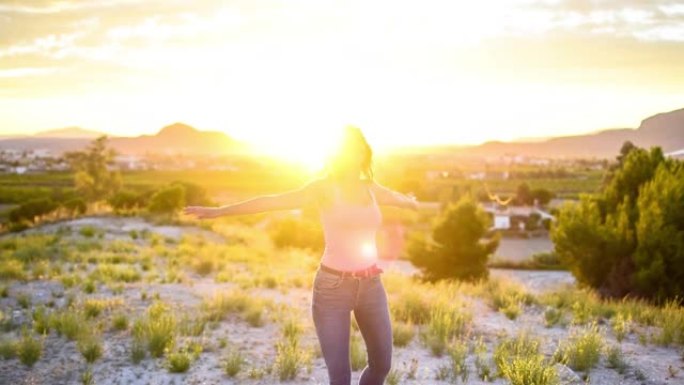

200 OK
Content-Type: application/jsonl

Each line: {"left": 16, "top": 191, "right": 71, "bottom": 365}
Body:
{"left": 255, "top": 132, "right": 339, "bottom": 172}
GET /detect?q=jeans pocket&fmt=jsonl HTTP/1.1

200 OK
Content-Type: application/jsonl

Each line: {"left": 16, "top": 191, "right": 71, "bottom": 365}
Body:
{"left": 314, "top": 270, "right": 343, "bottom": 290}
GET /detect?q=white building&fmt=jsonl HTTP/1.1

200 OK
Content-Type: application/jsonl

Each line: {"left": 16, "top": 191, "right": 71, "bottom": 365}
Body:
{"left": 665, "top": 149, "right": 684, "bottom": 160}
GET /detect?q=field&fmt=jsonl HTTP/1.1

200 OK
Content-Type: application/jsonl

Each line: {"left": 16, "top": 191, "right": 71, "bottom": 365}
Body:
{"left": 1, "top": 215, "right": 683, "bottom": 385}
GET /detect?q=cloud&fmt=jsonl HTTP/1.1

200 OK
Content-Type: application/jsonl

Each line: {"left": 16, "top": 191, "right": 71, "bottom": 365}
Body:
{"left": 525, "top": 0, "right": 684, "bottom": 41}
{"left": 0, "top": 0, "right": 149, "bottom": 14}
{"left": 0, "top": 67, "right": 58, "bottom": 77}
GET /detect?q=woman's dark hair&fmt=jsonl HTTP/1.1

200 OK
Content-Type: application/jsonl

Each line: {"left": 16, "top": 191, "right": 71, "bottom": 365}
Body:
{"left": 313, "top": 125, "right": 375, "bottom": 209}
{"left": 322, "top": 125, "right": 374, "bottom": 182}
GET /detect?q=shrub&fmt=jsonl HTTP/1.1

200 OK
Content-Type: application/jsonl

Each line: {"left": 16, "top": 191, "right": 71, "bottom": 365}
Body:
{"left": 77, "top": 332, "right": 103, "bottom": 363}
{"left": 447, "top": 339, "right": 469, "bottom": 382}
{"left": 108, "top": 190, "right": 146, "bottom": 213}
{"left": 606, "top": 345, "right": 628, "bottom": 374}
{"left": 63, "top": 198, "right": 87, "bottom": 216}
{"left": 552, "top": 144, "right": 684, "bottom": 301}
{"left": 267, "top": 217, "right": 324, "bottom": 252}
{"left": 133, "top": 302, "right": 177, "bottom": 358}
{"left": 50, "top": 309, "right": 85, "bottom": 340}
{"left": 553, "top": 323, "right": 604, "bottom": 373}
{"left": 392, "top": 321, "right": 415, "bottom": 347}
{"left": 148, "top": 185, "right": 185, "bottom": 215}
{"left": 166, "top": 349, "right": 192, "bottom": 373}
{"left": 0, "top": 338, "right": 17, "bottom": 359}
{"left": 421, "top": 300, "right": 471, "bottom": 356}
{"left": 9, "top": 198, "right": 58, "bottom": 223}
{"left": 223, "top": 349, "right": 244, "bottom": 377}
{"left": 17, "top": 327, "right": 42, "bottom": 367}
{"left": 408, "top": 194, "right": 499, "bottom": 282}
{"left": 0, "top": 259, "right": 26, "bottom": 280}
{"left": 112, "top": 313, "right": 129, "bottom": 331}
{"left": 493, "top": 331, "right": 541, "bottom": 376}
{"left": 500, "top": 354, "right": 559, "bottom": 385}
{"left": 63, "top": 136, "right": 122, "bottom": 201}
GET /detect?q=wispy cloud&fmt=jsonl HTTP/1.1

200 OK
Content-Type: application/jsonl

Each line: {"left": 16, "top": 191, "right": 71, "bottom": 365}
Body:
{"left": 0, "top": 67, "right": 59, "bottom": 77}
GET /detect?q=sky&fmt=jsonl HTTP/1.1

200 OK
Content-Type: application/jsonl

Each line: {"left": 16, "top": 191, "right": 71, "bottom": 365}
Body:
{"left": 1, "top": 0, "right": 684, "bottom": 155}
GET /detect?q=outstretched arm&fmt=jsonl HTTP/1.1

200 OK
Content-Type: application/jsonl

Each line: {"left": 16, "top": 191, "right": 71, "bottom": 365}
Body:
{"left": 183, "top": 179, "right": 322, "bottom": 219}
{"left": 370, "top": 180, "right": 419, "bottom": 211}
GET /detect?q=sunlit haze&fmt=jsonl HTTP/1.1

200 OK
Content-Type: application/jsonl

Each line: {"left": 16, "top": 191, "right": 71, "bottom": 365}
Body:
{"left": 1, "top": 0, "right": 683, "bottom": 156}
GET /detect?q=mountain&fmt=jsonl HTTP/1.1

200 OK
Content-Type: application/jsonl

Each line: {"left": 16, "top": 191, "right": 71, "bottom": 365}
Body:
{"left": 454, "top": 107, "right": 684, "bottom": 158}
{"left": 1, "top": 108, "right": 682, "bottom": 158}
{"left": 108, "top": 123, "right": 247, "bottom": 155}
{"left": 34, "top": 127, "right": 108, "bottom": 139}
{"left": 0, "top": 123, "right": 250, "bottom": 155}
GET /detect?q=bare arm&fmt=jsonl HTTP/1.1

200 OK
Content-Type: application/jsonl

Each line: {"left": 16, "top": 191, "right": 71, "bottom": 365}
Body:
{"left": 183, "top": 179, "right": 322, "bottom": 219}
{"left": 370, "top": 180, "right": 419, "bottom": 211}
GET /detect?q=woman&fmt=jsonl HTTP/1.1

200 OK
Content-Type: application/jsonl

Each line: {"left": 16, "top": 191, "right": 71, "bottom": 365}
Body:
{"left": 183, "top": 125, "right": 418, "bottom": 385}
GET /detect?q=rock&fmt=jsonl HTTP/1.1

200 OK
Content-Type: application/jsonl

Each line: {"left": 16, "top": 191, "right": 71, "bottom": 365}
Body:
{"left": 553, "top": 363, "right": 583, "bottom": 385}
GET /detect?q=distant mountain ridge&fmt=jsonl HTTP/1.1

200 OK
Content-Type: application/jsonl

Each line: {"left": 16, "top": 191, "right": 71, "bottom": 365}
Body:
{"left": 108, "top": 123, "right": 247, "bottom": 155}
{"left": 34, "top": 127, "right": 108, "bottom": 139}
{"left": 1, "top": 108, "right": 682, "bottom": 158}
{"left": 451, "top": 107, "right": 684, "bottom": 158}
{"left": 0, "top": 123, "right": 249, "bottom": 155}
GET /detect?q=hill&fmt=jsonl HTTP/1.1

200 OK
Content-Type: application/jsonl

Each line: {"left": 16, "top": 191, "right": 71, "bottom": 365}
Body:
{"left": 413, "top": 107, "right": 684, "bottom": 158}
{"left": 0, "top": 123, "right": 249, "bottom": 155}
{"left": 108, "top": 123, "right": 248, "bottom": 155}
{"left": 34, "top": 127, "right": 108, "bottom": 139}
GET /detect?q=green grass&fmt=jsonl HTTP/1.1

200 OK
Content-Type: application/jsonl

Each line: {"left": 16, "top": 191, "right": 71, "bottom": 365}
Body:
{"left": 606, "top": 345, "right": 628, "bottom": 374}
{"left": 132, "top": 302, "right": 177, "bottom": 358}
{"left": 420, "top": 300, "right": 472, "bottom": 357}
{"left": 493, "top": 331, "right": 558, "bottom": 385}
{"left": 17, "top": 326, "right": 43, "bottom": 367}
{"left": 111, "top": 313, "right": 129, "bottom": 331}
{"left": 77, "top": 332, "right": 103, "bottom": 363}
{"left": 610, "top": 313, "right": 631, "bottom": 342}
{"left": 553, "top": 323, "right": 604, "bottom": 373}
{"left": 447, "top": 339, "right": 469, "bottom": 382}
{"left": 544, "top": 306, "right": 564, "bottom": 328}
{"left": 392, "top": 320, "right": 415, "bottom": 347}
{"left": 50, "top": 309, "right": 85, "bottom": 340}
{"left": 493, "top": 331, "right": 541, "bottom": 376}
{"left": 500, "top": 354, "right": 559, "bottom": 385}
{"left": 350, "top": 332, "right": 367, "bottom": 371}
{"left": 0, "top": 338, "right": 17, "bottom": 359}
{"left": 390, "top": 288, "right": 432, "bottom": 325}
{"left": 223, "top": 349, "right": 245, "bottom": 377}
{"left": 166, "top": 349, "right": 193, "bottom": 373}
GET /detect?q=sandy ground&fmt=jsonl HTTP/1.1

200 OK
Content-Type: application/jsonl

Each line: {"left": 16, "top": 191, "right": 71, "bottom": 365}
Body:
{"left": 1, "top": 216, "right": 683, "bottom": 385}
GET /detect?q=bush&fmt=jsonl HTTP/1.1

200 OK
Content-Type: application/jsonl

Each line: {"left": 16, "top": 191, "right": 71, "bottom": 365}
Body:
{"left": 553, "top": 323, "right": 604, "bottom": 373}
{"left": 552, "top": 145, "right": 684, "bottom": 301}
{"left": 8, "top": 198, "right": 58, "bottom": 223}
{"left": 267, "top": 217, "right": 324, "bottom": 252}
{"left": 63, "top": 136, "right": 122, "bottom": 201}
{"left": 108, "top": 190, "right": 146, "bottom": 213}
{"left": 17, "top": 327, "right": 42, "bottom": 368}
{"left": 170, "top": 181, "right": 212, "bottom": 206}
{"left": 408, "top": 194, "right": 500, "bottom": 282}
{"left": 147, "top": 185, "right": 186, "bottom": 215}
{"left": 63, "top": 198, "right": 87, "bottom": 216}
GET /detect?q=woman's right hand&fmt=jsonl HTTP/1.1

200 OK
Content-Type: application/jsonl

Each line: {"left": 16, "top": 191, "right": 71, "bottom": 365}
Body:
{"left": 183, "top": 206, "right": 220, "bottom": 219}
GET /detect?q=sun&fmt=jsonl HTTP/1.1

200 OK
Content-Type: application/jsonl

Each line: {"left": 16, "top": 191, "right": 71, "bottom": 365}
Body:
{"left": 256, "top": 132, "right": 339, "bottom": 172}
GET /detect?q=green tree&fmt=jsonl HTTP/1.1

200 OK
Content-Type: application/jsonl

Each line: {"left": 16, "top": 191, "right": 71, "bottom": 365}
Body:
{"left": 63, "top": 136, "right": 122, "bottom": 201}
{"left": 632, "top": 162, "right": 684, "bottom": 300}
{"left": 515, "top": 183, "right": 532, "bottom": 205}
{"left": 8, "top": 198, "right": 58, "bottom": 223}
{"left": 530, "top": 188, "right": 554, "bottom": 206}
{"left": 408, "top": 194, "right": 500, "bottom": 282}
{"left": 148, "top": 185, "right": 186, "bottom": 215}
{"left": 551, "top": 144, "right": 682, "bottom": 301}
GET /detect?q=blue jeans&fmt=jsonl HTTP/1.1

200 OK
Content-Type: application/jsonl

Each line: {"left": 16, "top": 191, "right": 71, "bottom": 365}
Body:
{"left": 311, "top": 265, "right": 393, "bottom": 385}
